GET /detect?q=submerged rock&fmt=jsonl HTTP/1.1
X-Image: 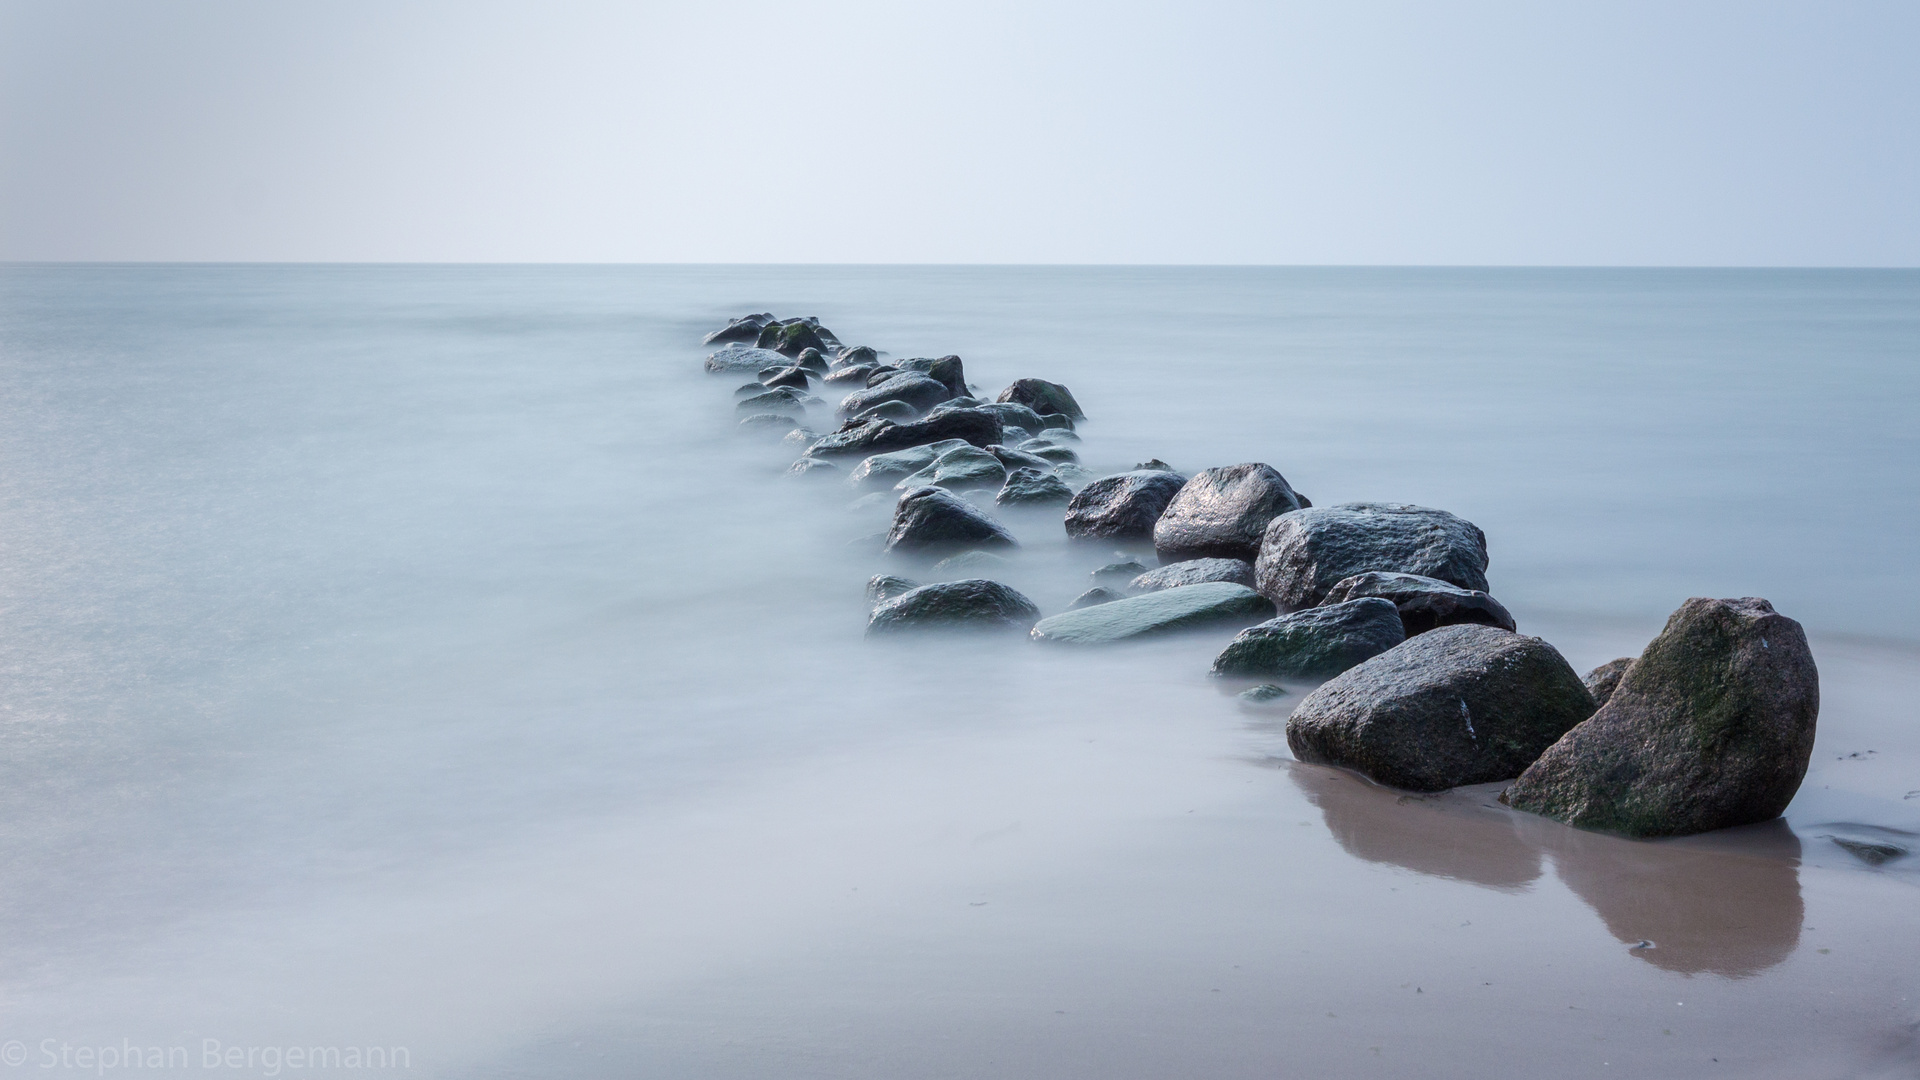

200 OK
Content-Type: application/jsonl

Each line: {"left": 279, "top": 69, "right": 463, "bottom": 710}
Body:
{"left": 702, "top": 312, "right": 774, "bottom": 345}
{"left": 866, "top": 579, "right": 1041, "bottom": 636}
{"left": 735, "top": 387, "right": 817, "bottom": 415}
{"left": 997, "top": 378, "right": 1085, "bottom": 420}
{"left": 1069, "top": 587, "right": 1123, "bottom": 609}
{"left": 1254, "top": 503, "right": 1491, "bottom": 611}
{"left": 885, "top": 486, "right": 1018, "bottom": 555}
{"left": 737, "top": 413, "right": 799, "bottom": 434}
{"left": 895, "top": 444, "right": 1007, "bottom": 492}
{"left": 1286, "top": 624, "right": 1594, "bottom": 792}
{"left": 781, "top": 426, "right": 821, "bottom": 449}
{"left": 987, "top": 445, "right": 1056, "bottom": 472}
{"left": 1322, "top": 571, "right": 1517, "bottom": 636}
{"left": 1090, "top": 559, "right": 1152, "bottom": 585}
{"left": 1064, "top": 470, "right": 1188, "bottom": 542}
{"left": 1581, "top": 657, "right": 1633, "bottom": 710}
{"left": 865, "top": 574, "right": 921, "bottom": 604}
{"left": 1210, "top": 598, "right": 1406, "bottom": 679}
{"left": 1051, "top": 463, "right": 1097, "bottom": 491}
{"left": 786, "top": 457, "right": 839, "bottom": 479}
{"left": 931, "top": 549, "right": 1013, "bottom": 576}
{"left": 1128, "top": 557, "right": 1256, "bottom": 593}
{"left": 1153, "top": 463, "right": 1311, "bottom": 564}
{"left": 995, "top": 467, "right": 1074, "bottom": 508}
{"left": 837, "top": 372, "right": 955, "bottom": 418}
{"left": 1029, "top": 582, "right": 1273, "bottom": 645}
{"left": 1019, "top": 442, "right": 1080, "bottom": 465}
{"left": 846, "top": 439, "right": 971, "bottom": 489}
{"left": 803, "top": 408, "right": 1004, "bottom": 459}
{"left": 851, "top": 399, "right": 921, "bottom": 424}
{"left": 1239, "top": 684, "right": 1291, "bottom": 708}
{"left": 1503, "top": 597, "right": 1819, "bottom": 838}
{"left": 705, "top": 344, "right": 792, "bottom": 375}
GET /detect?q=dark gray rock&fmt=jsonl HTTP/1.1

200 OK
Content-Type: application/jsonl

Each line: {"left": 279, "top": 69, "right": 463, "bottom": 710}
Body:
{"left": 824, "top": 363, "right": 879, "bottom": 385}
{"left": 866, "top": 579, "right": 1041, "bottom": 636}
{"left": 1063, "top": 470, "right": 1188, "bottom": 542}
{"left": 897, "top": 355, "right": 967, "bottom": 398}
{"left": 866, "top": 574, "right": 921, "bottom": 605}
{"left": 1322, "top": 571, "right": 1516, "bottom": 635}
{"left": 864, "top": 366, "right": 903, "bottom": 387}
{"left": 1254, "top": 503, "right": 1491, "bottom": 612}
{"left": 1211, "top": 598, "right": 1406, "bottom": 679}
{"left": 1000, "top": 426, "right": 1033, "bottom": 446}
{"left": 1582, "top": 657, "right": 1633, "bottom": 709}
{"left": 760, "top": 366, "right": 812, "bottom": 391}
{"left": 1069, "top": 587, "right": 1123, "bottom": 609}
{"left": 846, "top": 439, "right": 971, "bottom": 489}
{"left": 786, "top": 457, "right": 839, "bottom": 479}
{"left": 885, "top": 486, "right": 1018, "bottom": 555}
{"left": 1503, "top": 597, "right": 1819, "bottom": 838}
{"left": 702, "top": 312, "right": 774, "bottom": 345}
{"left": 1090, "top": 559, "right": 1151, "bottom": 585}
{"left": 803, "top": 409, "right": 1004, "bottom": 459}
{"left": 835, "top": 345, "right": 880, "bottom": 367}
{"left": 755, "top": 317, "right": 838, "bottom": 357}
{"left": 837, "top": 372, "right": 955, "bottom": 418}
{"left": 987, "top": 445, "right": 1055, "bottom": 472}
{"left": 972, "top": 401, "right": 1046, "bottom": 433}
{"left": 1128, "top": 557, "right": 1256, "bottom": 593}
{"left": 1134, "top": 458, "right": 1177, "bottom": 472}
{"left": 852, "top": 399, "right": 921, "bottom": 424}
{"left": 995, "top": 467, "right": 1074, "bottom": 508}
{"left": 1153, "top": 463, "right": 1311, "bottom": 564}
{"left": 1286, "top": 624, "right": 1594, "bottom": 792}
{"left": 1029, "top": 582, "right": 1273, "bottom": 645}
{"left": 735, "top": 387, "right": 816, "bottom": 415}
{"left": 895, "top": 445, "right": 1007, "bottom": 492}
{"left": 705, "top": 345, "right": 792, "bottom": 375}
{"left": 997, "top": 378, "right": 1085, "bottom": 420}
{"left": 1019, "top": 442, "right": 1080, "bottom": 465}
{"left": 1239, "top": 684, "right": 1291, "bottom": 707}
{"left": 737, "top": 413, "right": 798, "bottom": 434}
{"left": 793, "top": 347, "right": 830, "bottom": 373}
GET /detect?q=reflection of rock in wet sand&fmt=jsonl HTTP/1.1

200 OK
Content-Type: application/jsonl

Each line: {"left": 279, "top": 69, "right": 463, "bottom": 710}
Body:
{"left": 1287, "top": 763, "right": 1543, "bottom": 892}
{"left": 1536, "top": 817, "right": 1803, "bottom": 978}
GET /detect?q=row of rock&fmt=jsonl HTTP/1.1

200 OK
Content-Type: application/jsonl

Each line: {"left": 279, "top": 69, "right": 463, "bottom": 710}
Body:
{"left": 703, "top": 312, "right": 1820, "bottom": 840}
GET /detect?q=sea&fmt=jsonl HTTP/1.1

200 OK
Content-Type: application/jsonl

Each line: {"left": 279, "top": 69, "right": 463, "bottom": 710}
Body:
{"left": 0, "top": 265, "right": 1916, "bottom": 1078}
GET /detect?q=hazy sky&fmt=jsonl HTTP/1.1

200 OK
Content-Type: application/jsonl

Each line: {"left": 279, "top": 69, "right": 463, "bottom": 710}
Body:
{"left": 1, "top": 1, "right": 1915, "bottom": 264}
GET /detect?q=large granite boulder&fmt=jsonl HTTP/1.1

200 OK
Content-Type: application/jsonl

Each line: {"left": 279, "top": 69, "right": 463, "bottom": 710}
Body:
{"left": 1128, "top": 557, "right": 1256, "bottom": 593}
{"left": 866, "top": 580, "right": 1040, "bottom": 636}
{"left": 997, "top": 378, "right": 1085, "bottom": 419}
{"left": 1153, "top": 464, "right": 1311, "bottom": 563}
{"left": 885, "top": 486, "right": 1018, "bottom": 555}
{"left": 1322, "top": 571, "right": 1516, "bottom": 635}
{"left": 1502, "top": 598, "right": 1818, "bottom": 838}
{"left": 837, "top": 372, "right": 956, "bottom": 418}
{"left": 897, "top": 355, "right": 967, "bottom": 397}
{"left": 995, "top": 467, "right": 1074, "bottom": 508}
{"left": 1211, "top": 598, "right": 1406, "bottom": 679}
{"left": 894, "top": 445, "right": 1007, "bottom": 492}
{"left": 702, "top": 312, "right": 774, "bottom": 345}
{"left": 1063, "top": 469, "right": 1188, "bottom": 542}
{"left": 1582, "top": 657, "right": 1633, "bottom": 709}
{"left": 1029, "top": 583, "right": 1273, "bottom": 645}
{"left": 1255, "top": 503, "right": 1491, "bottom": 611}
{"left": 705, "top": 345, "right": 791, "bottom": 375}
{"left": 1286, "top": 624, "right": 1594, "bottom": 792}
{"left": 846, "top": 439, "right": 970, "bottom": 489}
{"left": 803, "top": 408, "right": 1004, "bottom": 458}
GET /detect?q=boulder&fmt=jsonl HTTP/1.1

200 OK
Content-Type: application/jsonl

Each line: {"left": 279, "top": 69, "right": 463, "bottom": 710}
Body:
{"left": 824, "top": 363, "right": 878, "bottom": 385}
{"left": 1069, "top": 587, "right": 1123, "bottom": 609}
{"left": 1583, "top": 657, "right": 1633, "bottom": 709}
{"left": 1322, "top": 571, "right": 1516, "bottom": 635}
{"left": 705, "top": 344, "right": 791, "bottom": 375}
{"left": 793, "top": 347, "right": 831, "bottom": 373}
{"left": 1502, "top": 598, "right": 1818, "bottom": 838}
{"left": 1128, "top": 557, "right": 1256, "bottom": 593}
{"left": 1210, "top": 598, "right": 1406, "bottom": 679}
{"left": 835, "top": 345, "right": 880, "bottom": 367}
{"left": 895, "top": 444, "right": 1007, "bottom": 492}
{"left": 1064, "top": 470, "right": 1188, "bottom": 542}
{"left": 997, "top": 378, "right": 1085, "bottom": 420}
{"left": 897, "top": 355, "right": 967, "bottom": 397}
{"left": 885, "top": 486, "right": 1018, "bottom": 555}
{"left": 755, "top": 317, "right": 838, "bottom": 357}
{"left": 702, "top": 312, "right": 774, "bottom": 345}
{"left": 837, "top": 372, "right": 955, "bottom": 418}
{"left": 995, "top": 467, "right": 1074, "bottom": 508}
{"left": 760, "top": 366, "right": 812, "bottom": 391}
{"left": 866, "top": 580, "right": 1041, "bottom": 636}
{"left": 865, "top": 574, "right": 921, "bottom": 605}
{"left": 737, "top": 413, "right": 798, "bottom": 434}
{"left": 851, "top": 400, "right": 921, "bottom": 424}
{"left": 846, "top": 439, "right": 971, "bottom": 489}
{"left": 1029, "top": 582, "right": 1273, "bottom": 645}
{"left": 802, "top": 408, "right": 1004, "bottom": 459}
{"left": 1285, "top": 624, "right": 1594, "bottom": 792}
{"left": 735, "top": 387, "right": 816, "bottom": 415}
{"left": 1153, "top": 463, "right": 1311, "bottom": 563}
{"left": 1254, "top": 503, "right": 1491, "bottom": 611}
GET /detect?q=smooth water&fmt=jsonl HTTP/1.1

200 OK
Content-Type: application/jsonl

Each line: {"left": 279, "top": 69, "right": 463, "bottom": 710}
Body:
{"left": 0, "top": 265, "right": 1916, "bottom": 1078}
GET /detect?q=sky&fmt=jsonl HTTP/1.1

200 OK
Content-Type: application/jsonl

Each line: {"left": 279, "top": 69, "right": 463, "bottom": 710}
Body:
{"left": 0, "top": 0, "right": 1915, "bottom": 265}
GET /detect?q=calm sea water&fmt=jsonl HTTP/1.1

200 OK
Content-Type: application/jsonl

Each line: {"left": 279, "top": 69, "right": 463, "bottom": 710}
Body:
{"left": 0, "top": 265, "right": 1916, "bottom": 1078}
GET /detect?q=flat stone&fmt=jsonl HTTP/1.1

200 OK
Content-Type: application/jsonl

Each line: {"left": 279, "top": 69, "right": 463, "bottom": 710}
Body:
{"left": 1128, "top": 557, "right": 1256, "bottom": 593}
{"left": 866, "top": 579, "right": 1041, "bottom": 636}
{"left": 1210, "top": 598, "right": 1406, "bottom": 679}
{"left": 1322, "top": 571, "right": 1516, "bottom": 635}
{"left": 1154, "top": 463, "right": 1310, "bottom": 563}
{"left": 1286, "top": 624, "right": 1594, "bottom": 792}
{"left": 1029, "top": 582, "right": 1274, "bottom": 645}
{"left": 1064, "top": 470, "right": 1187, "bottom": 542}
{"left": 885, "top": 486, "right": 1018, "bottom": 555}
{"left": 1255, "top": 503, "right": 1491, "bottom": 611}
{"left": 1503, "top": 597, "right": 1819, "bottom": 838}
